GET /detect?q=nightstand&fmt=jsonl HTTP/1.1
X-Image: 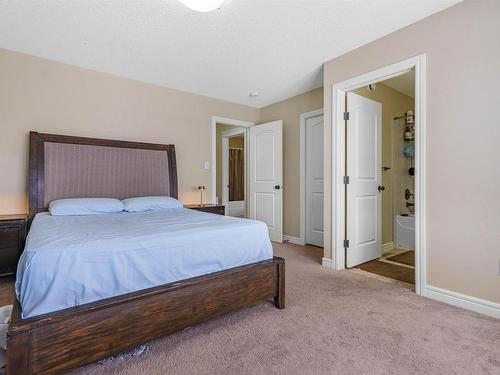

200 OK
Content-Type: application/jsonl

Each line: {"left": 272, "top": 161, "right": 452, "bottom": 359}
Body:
{"left": 0, "top": 214, "right": 27, "bottom": 276}
{"left": 184, "top": 204, "right": 225, "bottom": 216}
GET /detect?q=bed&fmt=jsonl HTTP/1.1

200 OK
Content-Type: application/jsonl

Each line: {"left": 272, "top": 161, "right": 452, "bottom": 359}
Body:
{"left": 7, "top": 132, "right": 285, "bottom": 375}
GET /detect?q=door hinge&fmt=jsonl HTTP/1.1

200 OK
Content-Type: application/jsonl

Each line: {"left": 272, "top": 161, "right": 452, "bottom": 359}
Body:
{"left": 343, "top": 175, "right": 349, "bottom": 185}
{"left": 344, "top": 239, "right": 349, "bottom": 248}
{"left": 344, "top": 112, "right": 350, "bottom": 121}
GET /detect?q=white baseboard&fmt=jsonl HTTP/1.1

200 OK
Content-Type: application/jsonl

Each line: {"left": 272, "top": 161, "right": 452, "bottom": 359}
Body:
{"left": 381, "top": 242, "right": 394, "bottom": 253}
{"left": 424, "top": 285, "right": 500, "bottom": 319}
{"left": 283, "top": 235, "right": 305, "bottom": 245}
{"left": 322, "top": 257, "right": 334, "bottom": 269}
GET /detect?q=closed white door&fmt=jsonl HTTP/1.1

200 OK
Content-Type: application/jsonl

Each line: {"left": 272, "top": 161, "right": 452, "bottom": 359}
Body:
{"left": 249, "top": 120, "right": 283, "bottom": 242}
{"left": 305, "top": 114, "right": 324, "bottom": 247}
{"left": 346, "top": 92, "right": 382, "bottom": 267}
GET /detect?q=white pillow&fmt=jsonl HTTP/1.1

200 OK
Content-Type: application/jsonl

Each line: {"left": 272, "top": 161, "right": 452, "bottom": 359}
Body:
{"left": 122, "top": 196, "right": 182, "bottom": 212}
{"left": 49, "top": 198, "right": 124, "bottom": 216}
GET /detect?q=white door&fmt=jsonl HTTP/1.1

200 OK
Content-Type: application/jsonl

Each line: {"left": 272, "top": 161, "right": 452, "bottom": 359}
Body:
{"left": 305, "top": 114, "right": 324, "bottom": 247}
{"left": 249, "top": 120, "right": 283, "bottom": 242}
{"left": 346, "top": 92, "right": 382, "bottom": 267}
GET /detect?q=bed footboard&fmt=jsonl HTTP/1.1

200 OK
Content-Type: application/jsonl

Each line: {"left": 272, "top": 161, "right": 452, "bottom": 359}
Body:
{"left": 7, "top": 256, "right": 285, "bottom": 375}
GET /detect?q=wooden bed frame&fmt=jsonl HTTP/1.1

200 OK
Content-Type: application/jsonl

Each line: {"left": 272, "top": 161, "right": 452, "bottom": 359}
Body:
{"left": 7, "top": 132, "right": 285, "bottom": 375}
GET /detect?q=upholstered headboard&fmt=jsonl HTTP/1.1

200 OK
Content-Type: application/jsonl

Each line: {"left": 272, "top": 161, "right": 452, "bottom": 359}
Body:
{"left": 28, "top": 132, "right": 178, "bottom": 221}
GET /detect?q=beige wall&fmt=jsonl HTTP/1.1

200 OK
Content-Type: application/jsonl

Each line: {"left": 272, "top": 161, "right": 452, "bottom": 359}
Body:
{"left": 353, "top": 83, "right": 414, "bottom": 245}
{"left": 260, "top": 87, "right": 324, "bottom": 238}
{"left": 0, "top": 48, "right": 260, "bottom": 213}
{"left": 0, "top": 48, "right": 322, "bottom": 241}
{"left": 229, "top": 136, "right": 244, "bottom": 149}
{"left": 323, "top": 1, "right": 500, "bottom": 303}
{"left": 215, "top": 124, "right": 244, "bottom": 201}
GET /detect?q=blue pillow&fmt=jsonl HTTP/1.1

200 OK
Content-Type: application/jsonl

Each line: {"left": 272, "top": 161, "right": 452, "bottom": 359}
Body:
{"left": 49, "top": 198, "right": 124, "bottom": 216}
{"left": 122, "top": 196, "right": 182, "bottom": 212}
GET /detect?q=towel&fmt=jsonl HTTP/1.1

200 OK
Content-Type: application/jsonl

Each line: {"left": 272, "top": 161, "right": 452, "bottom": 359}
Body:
{"left": 403, "top": 144, "right": 414, "bottom": 158}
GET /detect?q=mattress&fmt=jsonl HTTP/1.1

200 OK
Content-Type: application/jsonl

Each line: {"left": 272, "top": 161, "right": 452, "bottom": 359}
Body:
{"left": 16, "top": 208, "right": 273, "bottom": 318}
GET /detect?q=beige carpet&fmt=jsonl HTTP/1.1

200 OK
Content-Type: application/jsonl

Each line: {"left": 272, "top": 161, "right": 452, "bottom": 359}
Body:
{"left": 72, "top": 243, "right": 499, "bottom": 375}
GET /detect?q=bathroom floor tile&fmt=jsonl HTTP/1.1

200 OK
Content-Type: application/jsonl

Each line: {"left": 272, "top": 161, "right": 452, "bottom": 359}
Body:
{"left": 356, "top": 259, "right": 415, "bottom": 285}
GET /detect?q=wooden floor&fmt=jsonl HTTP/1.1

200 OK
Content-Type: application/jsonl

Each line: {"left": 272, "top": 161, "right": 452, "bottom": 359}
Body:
{"left": 0, "top": 275, "right": 15, "bottom": 307}
{"left": 355, "top": 249, "right": 415, "bottom": 285}
{"left": 357, "top": 259, "right": 415, "bottom": 284}
{"left": 386, "top": 250, "right": 414, "bottom": 267}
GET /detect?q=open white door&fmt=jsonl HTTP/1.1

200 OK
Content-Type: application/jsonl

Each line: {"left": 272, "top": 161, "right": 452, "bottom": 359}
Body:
{"left": 346, "top": 92, "right": 382, "bottom": 267}
{"left": 249, "top": 120, "right": 283, "bottom": 242}
{"left": 305, "top": 114, "right": 324, "bottom": 247}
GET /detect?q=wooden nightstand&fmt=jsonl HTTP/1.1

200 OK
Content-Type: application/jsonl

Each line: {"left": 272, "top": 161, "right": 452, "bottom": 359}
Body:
{"left": 0, "top": 214, "right": 27, "bottom": 276}
{"left": 184, "top": 204, "right": 225, "bottom": 216}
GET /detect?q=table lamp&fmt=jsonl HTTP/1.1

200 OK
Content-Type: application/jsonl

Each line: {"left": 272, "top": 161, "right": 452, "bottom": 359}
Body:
{"left": 197, "top": 185, "right": 206, "bottom": 206}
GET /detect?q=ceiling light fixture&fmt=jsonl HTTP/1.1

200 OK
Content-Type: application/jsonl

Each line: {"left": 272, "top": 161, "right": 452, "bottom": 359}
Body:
{"left": 249, "top": 92, "right": 259, "bottom": 98}
{"left": 178, "top": 0, "right": 225, "bottom": 12}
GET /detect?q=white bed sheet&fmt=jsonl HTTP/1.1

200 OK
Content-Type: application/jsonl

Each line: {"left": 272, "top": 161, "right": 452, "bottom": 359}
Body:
{"left": 16, "top": 208, "right": 273, "bottom": 318}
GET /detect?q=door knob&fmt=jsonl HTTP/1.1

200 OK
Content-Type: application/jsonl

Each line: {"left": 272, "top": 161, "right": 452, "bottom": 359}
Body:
{"left": 378, "top": 185, "right": 385, "bottom": 192}
{"left": 274, "top": 185, "right": 281, "bottom": 190}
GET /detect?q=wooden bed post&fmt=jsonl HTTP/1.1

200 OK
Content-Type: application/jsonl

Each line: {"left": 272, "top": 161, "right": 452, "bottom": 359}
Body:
{"left": 274, "top": 260, "right": 285, "bottom": 309}
{"left": 6, "top": 329, "right": 31, "bottom": 375}
{"left": 7, "top": 302, "right": 31, "bottom": 375}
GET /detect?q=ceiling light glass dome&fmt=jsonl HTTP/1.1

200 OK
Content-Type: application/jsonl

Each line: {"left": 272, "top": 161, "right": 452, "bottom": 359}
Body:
{"left": 179, "top": 0, "right": 225, "bottom": 12}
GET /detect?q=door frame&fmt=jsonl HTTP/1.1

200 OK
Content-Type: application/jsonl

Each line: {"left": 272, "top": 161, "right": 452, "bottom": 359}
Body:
{"left": 211, "top": 116, "right": 254, "bottom": 205}
{"left": 330, "top": 54, "right": 427, "bottom": 295}
{"left": 221, "top": 127, "right": 247, "bottom": 216}
{"left": 299, "top": 108, "right": 324, "bottom": 246}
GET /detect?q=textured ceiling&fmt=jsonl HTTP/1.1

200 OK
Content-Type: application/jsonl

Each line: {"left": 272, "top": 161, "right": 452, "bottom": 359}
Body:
{"left": 0, "top": 0, "right": 459, "bottom": 107}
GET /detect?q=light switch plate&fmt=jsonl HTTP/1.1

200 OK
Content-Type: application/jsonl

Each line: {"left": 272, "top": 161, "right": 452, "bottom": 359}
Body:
{"left": 204, "top": 161, "right": 210, "bottom": 170}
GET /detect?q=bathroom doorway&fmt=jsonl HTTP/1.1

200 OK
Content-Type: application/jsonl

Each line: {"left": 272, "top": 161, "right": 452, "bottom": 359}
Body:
{"left": 221, "top": 128, "right": 246, "bottom": 217}
{"left": 215, "top": 121, "right": 249, "bottom": 218}
{"left": 330, "top": 55, "right": 426, "bottom": 294}
{"left": 346, "top": 70, "right": 416, "bottom": 288}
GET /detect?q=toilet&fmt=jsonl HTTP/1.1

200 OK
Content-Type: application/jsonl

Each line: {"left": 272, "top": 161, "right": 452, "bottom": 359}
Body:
{"left": 395, "top": 214, "right": 415, "bottom": 250}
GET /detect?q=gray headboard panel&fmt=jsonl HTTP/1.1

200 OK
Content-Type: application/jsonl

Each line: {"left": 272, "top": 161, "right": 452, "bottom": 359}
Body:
{"left": 29, "top": 132, "right": 178, "bottom": 221}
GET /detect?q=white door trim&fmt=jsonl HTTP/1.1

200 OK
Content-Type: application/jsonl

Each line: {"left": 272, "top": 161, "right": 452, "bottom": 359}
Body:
{"left": 329, "top": 54, "right": 427, "bottom": 296}
{"left": 211, "top": 116, "right": 254, "bottom": 205}
{"left": 221, "top": 127, "right": 246, "bottom": 216}
{"left": 299, "top": 108, "right": 324, "bottom": 246}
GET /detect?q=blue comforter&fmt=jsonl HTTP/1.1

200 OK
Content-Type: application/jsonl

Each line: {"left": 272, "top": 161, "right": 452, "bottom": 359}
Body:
{"left": 16, "top": 208, "right": 273, "bottom": 318}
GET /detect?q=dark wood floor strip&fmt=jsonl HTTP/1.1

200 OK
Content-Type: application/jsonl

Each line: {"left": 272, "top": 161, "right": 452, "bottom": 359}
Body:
{"left": 386, "top": 251, "right": 415, "bottom": 267}
{"left": 356, "top": 260, "right": 415, "bottom": 285}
